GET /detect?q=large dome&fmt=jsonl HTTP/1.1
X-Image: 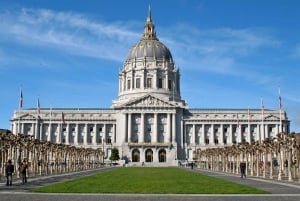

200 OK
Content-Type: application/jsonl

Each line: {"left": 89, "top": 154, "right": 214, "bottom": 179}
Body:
{"left": 126, "top": 40, "right": 173, "bottom": 63}
{"left": 113, "top": 6, "right": 185, "bottom": 107}
{"left": 125, "top": 7, "right": 173, "bottom": 63}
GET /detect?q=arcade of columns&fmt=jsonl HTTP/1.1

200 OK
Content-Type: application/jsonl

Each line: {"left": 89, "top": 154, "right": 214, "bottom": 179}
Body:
{"left": 194, "top": 132, "right": 300, "bottom": 182}
{"left": 14, "top": 119, "right": 116, "bottom": 146}
{"left": 125, "top": 112, "right": 176, "bottom": 144}
{"left": 0, "top": 129, "right": 103, "bottom": 179}
{"left": 185, "top": 123, "right": 285, "bottom": 146}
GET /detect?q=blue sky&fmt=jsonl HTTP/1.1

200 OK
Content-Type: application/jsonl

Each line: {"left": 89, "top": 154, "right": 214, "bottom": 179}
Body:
{"left": 0, "top": 0, "right": 299, "bottom": 131}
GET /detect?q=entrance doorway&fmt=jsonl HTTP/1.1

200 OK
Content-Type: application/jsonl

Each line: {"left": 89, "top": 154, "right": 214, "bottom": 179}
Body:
{"left": 145, "top": 149, "right": 153, "bottom": 162}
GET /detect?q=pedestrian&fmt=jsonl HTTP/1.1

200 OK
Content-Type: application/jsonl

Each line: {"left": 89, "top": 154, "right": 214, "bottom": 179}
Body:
{"left": 5, "top": 159, "right": 14, "bottom": 186}
{"left": 240, "top": 162, "right": 246, "bottom": 179}
{"left": 19, "top": 159, "right": 28, "bottom": 184}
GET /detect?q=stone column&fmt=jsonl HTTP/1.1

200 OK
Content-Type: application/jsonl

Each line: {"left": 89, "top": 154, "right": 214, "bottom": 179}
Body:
{"left": 123, "top": 114, "right": 129, "bottom": 142}
{"left": 166, "top": 114, "right": 171, "bottom": 143}
{"left": 220, "top": 124, "right": 224, "bottom": 145}
{"left": 192, "top": 124, "right": 196, "bottom": 145}
{"left": 238, "top": 125, "right": 242, "bottom": 143}
{"left": 172, "top": 113, "right": 176, "bottom": 142}
{"left": 154, "top": 70, "right": 157, "bottom": 88}
{"left": 168, "top": 113, "right": 172, "bottom": 143}
{"left": 210, "top": 124, "right": 214, "bottom": 145}
{"left": 112, "top": 124, "right": 116, "bottom": 143}
{"left": 153, "top": 113, "right": 158, "bottom": 143}
{"left": 166, "top": 74, "right": 169, "bottom": 90}
{"left": 139, "top": 113, "right": 145, "bottom": 143}
{"left": 35, "top": 121, "right": 39, "bottom": 139}
{"left": 39, "top": 123, "right": 43, "bottom": 141}
{"left": 92, "top": 124, "right": 97, "bottom": 145}
{"left": 247, "top": 123, "right": 251, "bottom": 143}
{"left": 264, "top": 125, "right": 268, "bottom": 139}
{"left": 75, "top": 124, "right": 79, "bottom": 145}
{"left": 48, "top": 123, "right": 52, "bottom": 142}
{"left": 103, "top": 124, "right": 106, "bottom": 144}
{"left": 21, "top": 123, "right": 24, "bottom": 134}
{"left": 142, "top": 69, "right": 145, "bottom": 88}
{"left": 201, "top": 124, "right": 205, "bottom": 145}
{"left": 128, "top": 114, "right": 132, "bottom": 142}
{"left": 83, "top": 124, "right": 87, "bottom": 145}
{"left": 229, "top": 124, "right": 233, "bottom": 144}
{"left": 66, "top": 123, "right": 70, "bottom": 144}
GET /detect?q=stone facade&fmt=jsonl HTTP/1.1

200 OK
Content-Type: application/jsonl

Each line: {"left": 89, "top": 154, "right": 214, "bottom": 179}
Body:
{"left": 10, "top": 8, "right": 289, "bottom": 166}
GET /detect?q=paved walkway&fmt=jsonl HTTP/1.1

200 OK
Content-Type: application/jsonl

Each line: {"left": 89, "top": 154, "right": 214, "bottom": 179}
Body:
{"left": 0, "top": 167, "right": 300, "bottom": 201}
{"left": 191, "top": 168, "right": 300, "bottom": 194}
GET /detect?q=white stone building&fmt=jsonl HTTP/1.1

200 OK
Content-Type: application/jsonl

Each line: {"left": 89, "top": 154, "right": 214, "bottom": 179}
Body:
{"left": 10, "top": 8, "right": 289, "bottom": 166}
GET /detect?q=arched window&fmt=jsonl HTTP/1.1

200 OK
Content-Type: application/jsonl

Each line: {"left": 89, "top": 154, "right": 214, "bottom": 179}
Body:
{"left": 145, "top": 149, "right": 153, "bottom": 162}
{"left": 132, "top": 149, "right": 140, "bottom": 162}
{"left": 158, "top": 149, "right": 166, "bottom": 162}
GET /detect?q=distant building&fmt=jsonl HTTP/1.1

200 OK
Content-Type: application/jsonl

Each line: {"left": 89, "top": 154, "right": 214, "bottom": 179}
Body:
{"left": 11, "top": 8, "right": 289, "bottom": 166}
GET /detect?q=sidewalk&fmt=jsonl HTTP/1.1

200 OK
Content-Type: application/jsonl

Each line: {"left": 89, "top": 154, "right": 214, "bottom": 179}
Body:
{"left": 191, "top": 168, "right": 300, "bottom": 194}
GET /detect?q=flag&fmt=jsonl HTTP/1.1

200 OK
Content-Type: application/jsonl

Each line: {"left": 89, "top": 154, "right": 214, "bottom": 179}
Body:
{"left": 19, "top": 89, "right": 23, "bottom": 109}
{"left": 37, "top": 98, "right": 40, "bottom": 114}
{"left": 61, "top": 112, "right": 66, "bottom": 124}
{"left": 278, "top": 88, "right": 282, "bottom": 110}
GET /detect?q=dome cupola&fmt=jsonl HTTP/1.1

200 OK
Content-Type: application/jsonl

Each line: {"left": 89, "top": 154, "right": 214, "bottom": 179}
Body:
{"left": 113, "top": 6, "right": 185, "bottom": 107}
{"left": 125, "top": 6, "right": 173, "bottom": 64}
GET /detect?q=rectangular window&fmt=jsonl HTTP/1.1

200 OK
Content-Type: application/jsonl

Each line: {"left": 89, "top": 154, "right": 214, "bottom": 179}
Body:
{"left": 147, "top": 78, "right": 152, "bottom": 88}
{"left": 127, "top": 80, "right": 131, "bottom": 89}
{"left": 158, "top": 78, "right": 163, "bottom": 88}
{"left": 136, "top": 78, "right": 141, "bottom": 88}
{"left": 168, "top": 80, "right": 172, "bottom": 90}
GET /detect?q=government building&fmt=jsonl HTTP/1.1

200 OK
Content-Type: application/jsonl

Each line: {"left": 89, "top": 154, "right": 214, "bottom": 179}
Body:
{"left": 10, "top": 8, "right": 290, "bottom": 166}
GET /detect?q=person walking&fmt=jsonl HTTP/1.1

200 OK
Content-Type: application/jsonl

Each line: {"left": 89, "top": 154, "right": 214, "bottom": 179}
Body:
{"left": 240, "top": 162, "right": 246, "bottom": 179}
{"left": 5, "top": 159, "right": 14, "bottom": 186}
{"left": 19, "top": 159, "right": 28, "bottom": 184}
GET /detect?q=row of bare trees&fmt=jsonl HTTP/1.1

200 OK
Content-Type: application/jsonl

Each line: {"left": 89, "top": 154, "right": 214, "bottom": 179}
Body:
{"left": 193, "top": 132, "right": 300, "bottom": 182}
{"left": 0, "top": 129, "right": 103, "bottom": 179}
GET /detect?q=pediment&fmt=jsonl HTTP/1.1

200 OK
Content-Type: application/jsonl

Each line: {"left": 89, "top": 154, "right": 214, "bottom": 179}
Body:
{"left": 121, "top": 94, "right": 175, "bottom": 108}
{"left": 264, "top": 115, "right": 280, "bottom": 121}
{"left": 19, "top": 113, "right": 38, "bottom": 120}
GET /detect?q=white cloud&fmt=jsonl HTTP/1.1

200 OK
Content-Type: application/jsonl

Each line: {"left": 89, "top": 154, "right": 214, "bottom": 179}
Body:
{"left": 158, "top": 24, "right": 282, "bottom": 88}
{"left": 0, "top": 7, "right": 285, "bottom": 90}
{"left": 0, "top": 8, "right": 140, "bottom": 62}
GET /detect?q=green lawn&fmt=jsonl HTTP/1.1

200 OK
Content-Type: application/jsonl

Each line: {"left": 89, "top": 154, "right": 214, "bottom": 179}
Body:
{"left": 31, "top": 167, "right": 269, "bottom": 194}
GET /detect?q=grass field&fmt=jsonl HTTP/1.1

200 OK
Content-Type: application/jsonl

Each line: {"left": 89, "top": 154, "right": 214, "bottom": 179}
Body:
{"left": 31, "top": 167, "right": 269, "bottom": 194}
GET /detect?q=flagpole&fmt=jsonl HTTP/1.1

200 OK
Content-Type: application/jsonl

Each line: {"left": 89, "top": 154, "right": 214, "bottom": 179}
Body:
{"left": 248, "top": 106, "right": 251, "bottom": 143}
{"left": 48, "top": 105, "right": 52, "bottom": 142}
{"left": 261, "top": 98, "right": 264, "bottom": 143}
{"left": 18, "top": 88, "right": 23, "bottom": 134}
{"left": 36, "top": 97, "right": 40, "bottom": 140}
{"left": 279, "top": 87, "right": 282, "bottom": 133}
